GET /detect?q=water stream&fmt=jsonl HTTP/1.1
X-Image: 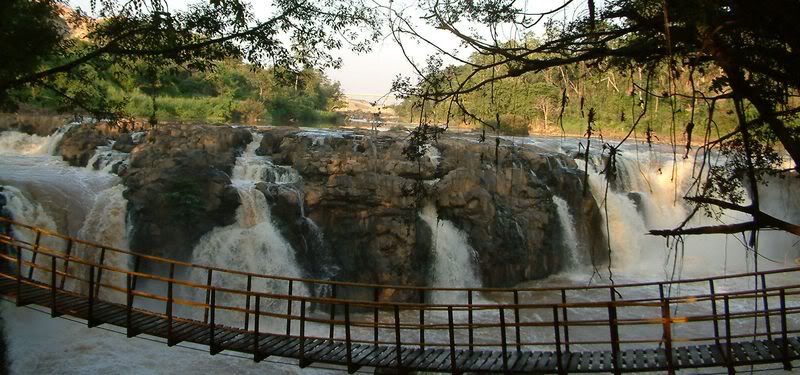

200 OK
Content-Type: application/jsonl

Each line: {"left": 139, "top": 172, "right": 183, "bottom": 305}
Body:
{"left": 1, "top": 125, "right": 798, "bottom": 373}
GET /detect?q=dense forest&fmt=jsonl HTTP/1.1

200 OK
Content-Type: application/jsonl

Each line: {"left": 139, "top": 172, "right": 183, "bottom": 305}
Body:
{"left": 8, "top": 55, "right": 345, "bottom": 125}
{"left": 1, "top": 4, "right": 347, "bottom": 126}
{"left": 394, "top": 49, "right": 740, "bottom": 139}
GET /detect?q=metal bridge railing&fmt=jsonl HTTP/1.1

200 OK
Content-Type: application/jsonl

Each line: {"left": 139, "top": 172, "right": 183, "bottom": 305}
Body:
{"left": 0, "top": 216, "right": 798, "bottom": 374}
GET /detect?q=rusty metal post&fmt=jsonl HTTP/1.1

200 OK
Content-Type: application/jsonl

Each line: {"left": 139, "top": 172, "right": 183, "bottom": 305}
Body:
{"left": 26, "top": 230, "right": 41, "bottom": 280}
{"left": 345, "top": 302, "right": 353, "bottom": 370}
{"left": 372, "top": 286, "right": 379, "bottom": 345}
{"left": 553, "top": 306, "right": 565, "bottom": 375}
{"left": 93, "top": 246, "right": 106, "bottom": 298}
{"left": 419, "top": 289, "right": 426, "bottom": 350}
{"left": 254, "top": 294, "right": 264, "bottom": 362}
{"left": 127, "top": 273, "right": 136, "bottom": 337}
{"left": 210, "top": 288, "right": 219, "bottom": 355}
{"left": 244, "top": 275, "right": 252, "bottom": 331}
{"left": 709, "top": 279, "right": 721, "bottom": 348}
{"left": 561, "top": 289, "right": 570, "bottom": 353}
{"left": 723, "top": 295, "right": 734, "bottom": 375}
{"left": 299, "top": 298, "right": 308, "bottom": 367}
{"left": 660, "top": 298, "right": 675, "bottom": 375}
{"left": 499, "top": 307, "right": 509, "bottom": 373}
{"left": 87, "top": 265, "right": 96, "bottom": 327}
{"left": 286, "top": 279, "right": 294, "bottom": 336}
{"left": 608, "top": 302, "right": 621, "bottom": 375}
{"left": 780, "top": 288, "right": 792, "bottom": 370}
{"left": 513, "top": 290, "right": 521, "bottom": 352}
{"left": 467, "top": 289, "right": 474, "bottom": 352}
{"left": 15, "top": 245, "right": 22, "bottom": 306}
{"left": 203, "top": 269, "right": 213, "bottom": 324}
{"left": 60, "top": 239, "right": 73, "bottom": 289}
{"left": 394, "top": 304, "right": 403, "bottom": 368}
{"left": 131, "top": 254, "right": 141, "bottom": 291}
{"left": 166, "top": 263, "right": 175, "bottom": 346}
{"left": 330, "top": 284, "right": 338, "bottom": 341}
{"left": 448, "top": 306, "right": 458, "bottom": 374}
{"left": 50, "top": 255, "right": 58, "bottom": 317}
{"left": 760, "top": 273, "right": 772, "bottom": 340}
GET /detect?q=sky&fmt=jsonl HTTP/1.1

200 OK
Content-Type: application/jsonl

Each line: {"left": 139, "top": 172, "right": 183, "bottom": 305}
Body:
{"left": 68, "top": 0, "right": 574, "bottom": 101}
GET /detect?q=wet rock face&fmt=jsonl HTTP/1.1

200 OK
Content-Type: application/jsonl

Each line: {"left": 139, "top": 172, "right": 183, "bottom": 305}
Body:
{"left": 58, "top": 122, "right": 150, "bottom": 167}
{"left": 258, "top": 129, "right": 606, "bottom": 293}
{"left": 122, "top": 125, "right": 252, "bottom": 260}
{"left": 257, "top": 132, "right": 435, "bottom": 300}
{"left": 428, "top": 139, "right": 577, "bottom": 287}
{"left": 58, "top": 124, "right": 112, "bottom": 167}
{"left": 54, "top": 122, "right": 606, "bottom": 295}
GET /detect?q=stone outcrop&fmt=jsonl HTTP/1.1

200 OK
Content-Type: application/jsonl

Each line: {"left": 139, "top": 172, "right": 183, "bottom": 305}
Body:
{"left": 255, "top": 128, "right": 608, "bottom": 297}
{"left": 49, "top": 122, "right": 607, "bottom": 297}
{"left": 0, "top": 113, "right": 69, "bottom": 136}
{"left": 57, "top": 121, "right": 151, "bottom": 167}
{"left": 122, "top": 125, "right": 252, "bottom": 260}
{"left": 58, "top": 124, "right": 111, "bottom": 166}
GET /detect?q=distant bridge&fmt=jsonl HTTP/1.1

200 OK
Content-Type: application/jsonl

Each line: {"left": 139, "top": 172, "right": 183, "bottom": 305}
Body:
{"left": 0, "top": 216, "right": 798, "bottom": 374}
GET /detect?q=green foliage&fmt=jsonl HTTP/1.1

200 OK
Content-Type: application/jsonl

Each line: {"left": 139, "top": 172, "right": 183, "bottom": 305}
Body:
{"left": 0, "top": 0, "right": 378, "bottom": 121}
{"left": 0, "top": 0, "right": 63, "bottom": 109}
{"left": 395, "top": 58, "right": 739, "bottom": 139}
{"left": 165, "top": 178, "right": 205, "bottom": 222}
{"left": 14, "top": 54, "right": 344, "bottom": 125}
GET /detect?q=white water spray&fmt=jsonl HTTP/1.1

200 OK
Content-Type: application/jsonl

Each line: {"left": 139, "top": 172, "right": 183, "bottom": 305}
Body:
{"left": 0, "top": 186, "right": 63, "bottom": 282}
{"left": 418, "top": 204, "right": 482, "bottom": 303}
{"left": 552, "top": 196, "right": 584, "bottom": 270}
{"left": 188, "top": 134, "right": 307, "bottom": 326}
{"left": 86, "top": 142, "right": 130, "bottom": 173}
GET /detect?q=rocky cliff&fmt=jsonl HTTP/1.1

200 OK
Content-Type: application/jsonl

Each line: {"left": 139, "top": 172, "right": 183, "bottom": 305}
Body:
{"left": 257, "top": 128, "right": 608, "bottom": 296}
{"left": 59, "top": 123, "right": 252, "bottom": 260}
{"left": 56, "top": 124, "right": 607, "bottom": 295}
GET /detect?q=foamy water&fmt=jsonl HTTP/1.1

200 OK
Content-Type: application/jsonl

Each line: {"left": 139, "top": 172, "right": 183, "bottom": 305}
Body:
{"left": 1, "top": 125, "right": 798, "bottom": 373}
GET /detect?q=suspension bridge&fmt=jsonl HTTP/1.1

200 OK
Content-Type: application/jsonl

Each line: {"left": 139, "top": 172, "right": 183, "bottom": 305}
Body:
{"left": 0, "top": 217, "right": 798, "bottom": 374}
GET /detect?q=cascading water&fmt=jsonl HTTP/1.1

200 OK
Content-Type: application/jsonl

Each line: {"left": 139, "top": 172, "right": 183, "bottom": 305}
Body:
{"left": 0, "top": 124, "right": 133, "bottom": 299}
{"left": 575, "top": 141, "right": 799, "bottom": 281}
{"left": 0, "top": 186, "right": 63, "bottom": 282}
{"left": 187, "top": 134, "right": 308, "bottom": 326}
{"left": 418, "top": 204, "right": 482, "bottom": 304}
{"left": 552, "top": 195, "right": 584, "bottom": 270}
{"left": 68, "top": 184, "right": 132, "bottom": 303}
{"left": 0, "top": 123, "right": 76, "bottom": 157}
{"left": 86, "top": 142, "right": 130, "bottom": 173}
{"left": 1, "top": 124, "right": 798, "bottom": 372}
{"left": 0, "top": 126, "right": 330, "bottom": 374}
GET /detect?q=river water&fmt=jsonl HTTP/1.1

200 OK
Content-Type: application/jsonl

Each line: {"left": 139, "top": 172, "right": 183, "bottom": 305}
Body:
{"left": 1, "top": 125, "right": 798, "bottom": 373}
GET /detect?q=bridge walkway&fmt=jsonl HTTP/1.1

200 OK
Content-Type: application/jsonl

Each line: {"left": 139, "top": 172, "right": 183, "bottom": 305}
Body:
{"left": 1, "top": 217, "right": 799, "bottom": 373}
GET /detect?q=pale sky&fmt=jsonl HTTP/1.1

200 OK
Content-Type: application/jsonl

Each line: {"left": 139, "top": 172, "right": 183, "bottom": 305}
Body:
{"left": 68, "top": 0, "right": 574, "bottom": 101}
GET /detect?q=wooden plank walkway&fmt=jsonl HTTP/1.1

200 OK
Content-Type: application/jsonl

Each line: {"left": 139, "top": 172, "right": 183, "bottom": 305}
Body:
{"left": 3, "top": 278, "right": 799, "bottom": 374}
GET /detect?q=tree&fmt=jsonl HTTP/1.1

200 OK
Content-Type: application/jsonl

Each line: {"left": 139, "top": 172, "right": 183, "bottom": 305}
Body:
{"left": 387, "top": 0, "right": 800, "bottom": 240}
{"left": 0, "top": 0, "right": 379, "bottom": 117}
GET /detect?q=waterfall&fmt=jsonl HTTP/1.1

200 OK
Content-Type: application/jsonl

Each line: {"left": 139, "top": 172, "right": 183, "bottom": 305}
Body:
{"left": 67, "top": 184, "right": 132, "bottom": 303}
{"left": 418, "top": 204, "right": 482, "bottom": 304}
{"left": 188, "top": 134, "right": 307, "bottom": 326}
{"left": 583, "top": 146, "right": 794, "bottom": 279}
{"left": 552, "top": 196, "right": 584, "bottom": 270}
{"left": 232, "top": 134, "right": 300, "bottom": 183}
{"left": 424, "top": 144, "right": 441, "bottom": 168}
{"left": 0, "top": 186, "right": 64, "bottom": 282}
{"left": 86, "top": 142, "right": 130, "bottom": 173}
{"left": 1, "top": 123, "right": 133, "bottom": 300}
{"left": 0, "top": 123, "right": 76, "bottom": 156}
